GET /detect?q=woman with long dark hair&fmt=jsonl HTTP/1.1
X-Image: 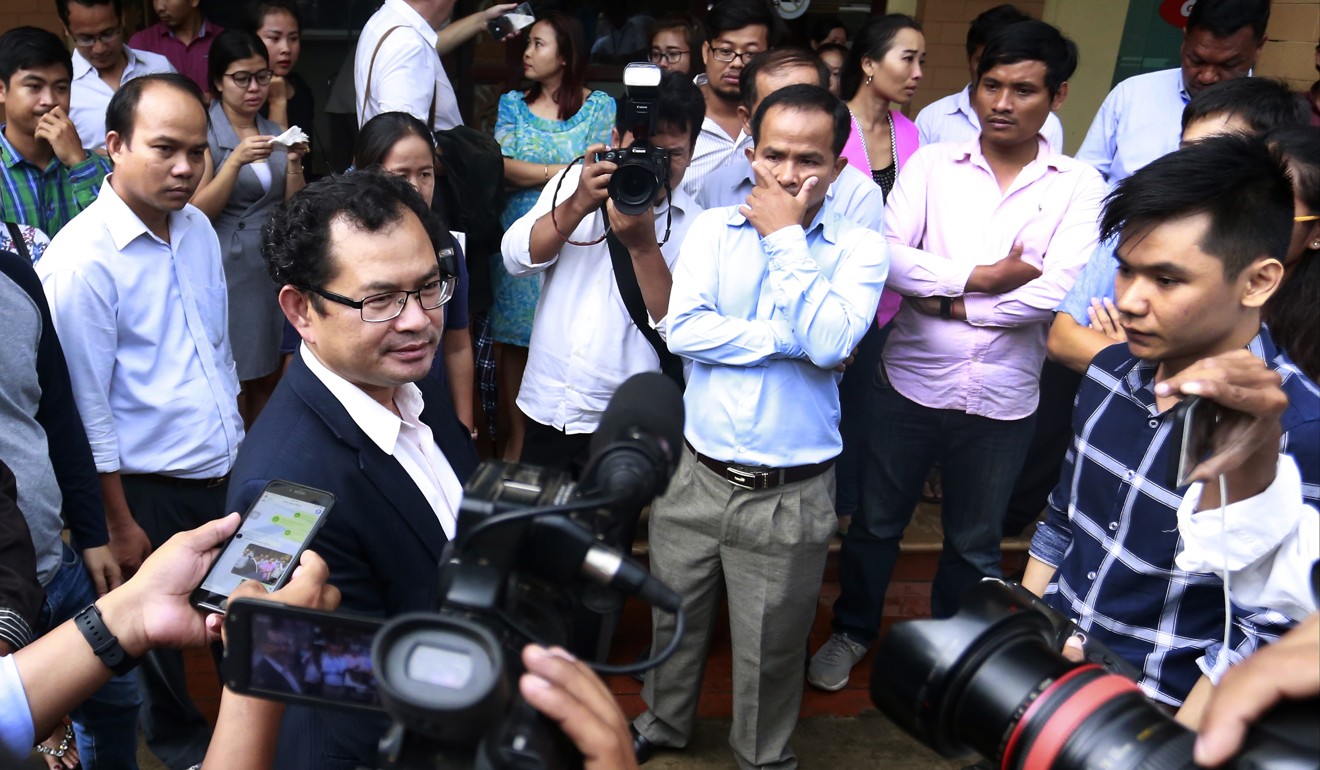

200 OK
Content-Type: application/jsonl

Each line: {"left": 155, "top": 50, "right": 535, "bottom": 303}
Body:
{"left": 1265, "top": 125, "right": 1320, "bottom": 381}
{"left": 353, "top": 112, "right": 477, "bottom": 439}
{"left": 489, "top": 11, "right": 615, "bottom": 460}
{"left": 192, "top": 29, "right": 307, "bottom": 425}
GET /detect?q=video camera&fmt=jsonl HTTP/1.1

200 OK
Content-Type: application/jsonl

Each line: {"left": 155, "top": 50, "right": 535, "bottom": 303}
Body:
{"left": 222, "top": 373, "right": 688, "bottom": 769}
{"left": 871, "top": 579, "right": 1319, "bottom": 769}
{"left": 594, "top": 62, "right": 670, "bottom": 216}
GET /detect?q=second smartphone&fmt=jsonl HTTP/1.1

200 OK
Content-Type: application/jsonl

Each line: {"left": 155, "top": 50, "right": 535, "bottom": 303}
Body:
{"left": 190, "top": 480, "right": 334, "bottom": 613}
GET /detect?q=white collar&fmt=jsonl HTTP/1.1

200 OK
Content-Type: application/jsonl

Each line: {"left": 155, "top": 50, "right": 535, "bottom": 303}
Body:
{"left": 300, "top": 343, "right": 428, "bottom": 455}
{"left": 382, "top": 0, "right": 439, "bottom": 45}
{"left": 100, "top": 176, "right": 198, "bottom": 250}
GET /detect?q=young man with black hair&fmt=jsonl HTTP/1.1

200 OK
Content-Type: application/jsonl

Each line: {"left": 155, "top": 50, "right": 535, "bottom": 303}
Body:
{"left": 1023, "top": 134, "right": 1320, "bottom": 710}
{"left": 1050, "top": 74, "right": 1309, "bottom": 377}
{"left": 503, "top": 73, "right": 705, "bottom": 475}
{"left": 38, "top": 72, "right": 241, "bottom": 769}
{"left": 1078, "top": 0, "right": 1269, "bottom": 183}
{"left": 127, "top": 0, "right": 224, "bottom": 93}
{"left": 914, "top": 3, "right": 1065, "bottom": 152}
{"left": 60, "top": 0, "right": 176, "bottom": 153}
{"left": 679, "top": 0, "right": 780, "bottom": 200}
{"left": 228, "top": 169, "right": 477, "bottom": 770}
{"left": 632, "top": 84, "right": 887, "bottom": 769}
{"left": 810, "top": 20, "right": 1105, "bottom": 692}
{"left": 0, "top": 26, "right": 112, "bottom": 238}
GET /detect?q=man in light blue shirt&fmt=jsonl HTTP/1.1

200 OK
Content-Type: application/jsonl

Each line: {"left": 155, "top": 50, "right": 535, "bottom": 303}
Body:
{"left": 1075, "top": 0, "right": 1267, "bottom": 184}
{"left": 914, "top": 4, "right": 1064, "bottom": 152}
{"left": 697, "top": 47, "right": 885, "bottom": 229}
{"left": 631, "top": 85, "right": 887, "bottom": 770}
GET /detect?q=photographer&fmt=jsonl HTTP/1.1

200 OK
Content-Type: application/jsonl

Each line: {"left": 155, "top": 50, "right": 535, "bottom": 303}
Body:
{"left": 0, "top": 511, "right": 340, "bottom": 766}
{"left": 501, "top": 71, "right": 705, "bottom": 473}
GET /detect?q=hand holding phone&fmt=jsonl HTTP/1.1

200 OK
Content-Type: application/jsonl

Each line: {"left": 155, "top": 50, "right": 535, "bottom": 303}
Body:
{"left": 191, "top": 480, "right": 334, "bottom": 613}
{"left": 1155, "top": 349, "right": 1288, "bottom": 492}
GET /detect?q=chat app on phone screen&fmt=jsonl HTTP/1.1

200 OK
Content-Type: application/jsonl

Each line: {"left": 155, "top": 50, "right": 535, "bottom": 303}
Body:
{"left": 201, "top": 491, "right": 326, "bottom": 596}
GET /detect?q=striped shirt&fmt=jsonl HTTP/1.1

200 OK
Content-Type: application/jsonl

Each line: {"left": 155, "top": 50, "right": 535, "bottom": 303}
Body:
{"left": 0, "top": 126, "right": 111, "bottom": 237}
{"left": 678, "top": 75, "right": 754, "bottom": 202}
{"left": 1030, "top": 328, "right": 1320, "bottom": 706}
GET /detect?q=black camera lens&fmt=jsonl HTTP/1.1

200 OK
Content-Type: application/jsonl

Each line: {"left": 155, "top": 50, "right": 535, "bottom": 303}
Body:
{"left": 871, "top": 581, "right": 1196, "bottom": 770}
{"left": 610, "top": 164, "right": 660, "bottom": 216}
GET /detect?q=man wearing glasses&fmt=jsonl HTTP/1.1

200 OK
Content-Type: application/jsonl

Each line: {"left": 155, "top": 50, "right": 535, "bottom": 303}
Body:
{"left": 678, "top": 0, "right": 779, "bottom": 200}
{"left": 227, "top": 169, "right": 478, "bottom": 770}
{"left": 61, "top": 0, "right": 175, "bottom": 154}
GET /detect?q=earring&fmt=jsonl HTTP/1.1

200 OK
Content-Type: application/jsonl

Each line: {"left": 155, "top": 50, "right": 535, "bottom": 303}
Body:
{"left": 866, "top": 74, "right": 873, "bottom": 86}
{"left": 1312, "top": 240, "right": 1320, "bottom": 249}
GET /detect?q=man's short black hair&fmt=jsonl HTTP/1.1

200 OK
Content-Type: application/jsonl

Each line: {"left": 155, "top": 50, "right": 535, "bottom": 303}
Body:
{"left": 1180, "top": 77, "right": 1308, "bottom": 133}
{"left": 751, "top": 84, "right": 849, "bottom": 158}
{"left": 975, "top": 19, "right": 1077, "bottom": 97}
{"left": 1186, "top": 0, "right": 1270, "bottom": 41}
{"left": 105, "top": 73, "right": 207, "bottom": 144}
{"left": 704, "top": 0, "right": 783, "bottom": 47}
{"left": 55, "top": 0, "right": 123, "bottom": 27}
{"left": 263, "top": 170, "right": 450, "bottom": 308}
{"left": 966, "top": 4, "right": 1032, "bottom": 59}
{"left": 740, "top": 48, "right": 828, "bottom": 111}
{"left": 617, "top": 72, "right": 706, "bottom": 150}
{"left": 0, "top": 27, "right": 73, "bottom": 85}
{"left": 1101, "top": 133, "right": 1293, "bottom": 278}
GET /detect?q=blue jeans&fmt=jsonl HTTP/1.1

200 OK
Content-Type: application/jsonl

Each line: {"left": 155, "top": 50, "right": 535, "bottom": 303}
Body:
{"left": 831, "top": 369, "right": 1036, "bottom": 644}
{"left": 38, "top": 543, "right": 143, "bottom": 769}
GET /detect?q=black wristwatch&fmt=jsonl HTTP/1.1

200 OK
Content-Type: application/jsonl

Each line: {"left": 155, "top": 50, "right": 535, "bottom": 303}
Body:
{"left": 74, "top": 603, "right": 141, "bottom": 676}
{"left": 939, "top": 296, "right": 953, "bottom": 320}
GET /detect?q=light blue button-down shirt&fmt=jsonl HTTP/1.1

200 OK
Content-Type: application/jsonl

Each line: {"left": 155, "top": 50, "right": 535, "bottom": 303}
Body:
{"left": 666, "top": 201, "right": 889, "bottom": 467}
{"left": 1076, "top": 67, "right": 1189, "bottom": 184}
{"left": 914, "top": 84, "right": 1065, "bottom": 154}
{"left": 0, "top": 655, "right": 33, "bottom": 765}
{"left": 1057, "top": 238, "right": 1118, "bottom": 323}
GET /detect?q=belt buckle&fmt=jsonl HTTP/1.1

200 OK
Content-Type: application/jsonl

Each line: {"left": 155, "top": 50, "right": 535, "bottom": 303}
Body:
{"left": 726, "top": 466, "right": 763, "bottom": 490}
{"left": 206, "top": 476, "right": 227, "bottom": 489}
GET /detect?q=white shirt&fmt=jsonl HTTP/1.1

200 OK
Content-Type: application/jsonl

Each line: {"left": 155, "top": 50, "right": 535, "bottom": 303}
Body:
{"left": 354, "top": 0, "right": 461, "bottom": 131}
{"left": 1177, "top": 453, "right": 1320, "bottom": 623}
{"left": 680, "top": 85, "right": 753, "bottom": 202}
{"left": 300, "top": 344, "right": 462, "bottom": 538}
{"left": 37, "top": 179, "right": 243, "bottom": 477}
{"left": 502, "top": 166, "right": 701, "bottom": 433}
{"left": 0, "top": 655, "right": 33, "bottom": 766}
{"left": 71, "top": 46, "right": 175, "bottom": 152}
{"left": 914, "top": 85, "right": 1065, "bottom": 154}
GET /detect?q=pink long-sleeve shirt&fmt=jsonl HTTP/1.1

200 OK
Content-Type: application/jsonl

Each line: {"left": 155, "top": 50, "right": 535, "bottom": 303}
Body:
{"left": 881, "top": 138, "right": 1105, "bottom": 420}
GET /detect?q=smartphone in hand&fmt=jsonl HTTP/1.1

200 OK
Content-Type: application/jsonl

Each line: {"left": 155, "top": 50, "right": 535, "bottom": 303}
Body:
{"left": 1168, "top": 396, "right": 1224, "bottom": 488}
{"left": 190, "top": 480, "right": 334, "bottom": 613}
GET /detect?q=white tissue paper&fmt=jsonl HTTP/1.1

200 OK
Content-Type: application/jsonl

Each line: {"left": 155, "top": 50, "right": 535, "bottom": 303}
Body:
{"left": 271, "top": 125, "right": 309, "bottom": 147}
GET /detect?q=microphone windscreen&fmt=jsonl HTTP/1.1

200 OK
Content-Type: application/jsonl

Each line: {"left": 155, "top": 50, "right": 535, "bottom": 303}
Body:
{"left": 589, "top": 372, "right": 684, "bottom": 467}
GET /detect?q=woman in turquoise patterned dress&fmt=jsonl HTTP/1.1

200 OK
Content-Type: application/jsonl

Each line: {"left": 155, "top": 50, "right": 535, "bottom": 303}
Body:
{"left": 492, "top": 11, "right": 615, "bottom": 460}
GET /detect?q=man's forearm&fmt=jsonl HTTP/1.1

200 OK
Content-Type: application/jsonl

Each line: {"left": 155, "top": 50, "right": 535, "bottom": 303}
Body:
{"left": 435, "top": 10, "right": 488, "bottom": 55}
{"left": 1047, "top": 312, "right": 1115, "bottom": 374}
{"left": 202, "top": 689, "right": 286, "bottom": 770}
{"left": 99, "top": 472, "right": 135, "bottom": 529}
{"left": 631, "top": 246, "right": 673, "bottom": 323}
{"left": 1021, "top": 556, "right": 1057, "bottom": 597}
{"left": 528, "top": 197, "right": 594, "bottom": 264}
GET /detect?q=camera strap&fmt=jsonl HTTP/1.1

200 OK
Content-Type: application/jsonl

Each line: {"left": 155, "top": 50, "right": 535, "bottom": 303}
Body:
{"left": 605, "top": 228, "right": 685, "bottom": 391}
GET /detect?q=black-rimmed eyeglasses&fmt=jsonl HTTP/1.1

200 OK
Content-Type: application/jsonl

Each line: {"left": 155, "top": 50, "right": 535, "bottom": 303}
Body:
{"left": 305, "top": 277, "right": 456, "bottom": 322}
{"left": 225, "top": 69, "right": 275, "bottom": 88}
{"left": 708, "top": 47, "right": 757, "bottom": 64}
{"left": 649, "top": 48, "right": 690, "bottom": 64}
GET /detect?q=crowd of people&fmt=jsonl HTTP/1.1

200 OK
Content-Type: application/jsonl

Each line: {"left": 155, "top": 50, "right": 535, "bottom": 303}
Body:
{"left": 0, "top": 0, "right": 1318, "bottom": 769}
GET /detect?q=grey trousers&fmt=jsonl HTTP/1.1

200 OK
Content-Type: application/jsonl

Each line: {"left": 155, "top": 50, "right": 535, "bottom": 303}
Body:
{"left": 635, "top": 449, "right": 836, "bottom": 770}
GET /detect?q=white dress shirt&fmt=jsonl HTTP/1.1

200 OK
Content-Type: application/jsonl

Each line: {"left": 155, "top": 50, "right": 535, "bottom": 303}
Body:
{"left": 36, "top": 179, "right": 243, "bottom": 478}
{"left": 914, "top": 84, "right": 1065, "bottom": 154}
{"left": 354, "top": 0, "right": 461, "bottom": 131}
{"left": 300, "top": 345, "right": 462, "bottom": 539}
{"left": 1177, "top": 453, "right": 1320, "bottom": 623}
{"left": 70, "top": 46, "right": 175, "bottom": 152}
{"left": 502, "top": 166, "right": 701, "bottom": 433}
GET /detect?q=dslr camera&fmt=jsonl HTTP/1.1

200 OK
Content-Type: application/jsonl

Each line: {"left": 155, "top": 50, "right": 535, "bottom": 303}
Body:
{"left": 871, "top": 579, "right": 1319, "bottom": 770}
{"left": 595, "top": 62, "right": 670, "bottom": 215}
{"left": 223, "top": 374, "right": 687, "bottom": 770}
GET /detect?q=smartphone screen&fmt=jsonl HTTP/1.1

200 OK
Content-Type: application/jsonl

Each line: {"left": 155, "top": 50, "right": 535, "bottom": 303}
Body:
{"left": 225, "top": 600, "right": 385, "bottom": 713}
{"left": 193, "top": 481, "right": 333, "bottom": 611}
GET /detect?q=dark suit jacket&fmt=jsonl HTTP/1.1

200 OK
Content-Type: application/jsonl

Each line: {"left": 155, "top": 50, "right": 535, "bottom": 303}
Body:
{"left": 227, "top": 353, "right": 478, "bottom": 769}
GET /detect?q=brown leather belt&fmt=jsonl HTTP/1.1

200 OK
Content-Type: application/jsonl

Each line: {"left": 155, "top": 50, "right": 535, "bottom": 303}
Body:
{"left": 685, "top": 441, "right": 833, "bottom": 491}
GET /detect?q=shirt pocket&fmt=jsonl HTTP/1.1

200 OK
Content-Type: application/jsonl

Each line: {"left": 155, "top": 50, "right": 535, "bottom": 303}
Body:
{"left": 197, "top": 284, "right": 230, "bottom": 348}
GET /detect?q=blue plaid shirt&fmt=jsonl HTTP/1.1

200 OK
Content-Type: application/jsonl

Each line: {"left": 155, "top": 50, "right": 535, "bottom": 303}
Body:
{"left": 1031, "top": 327, "right": 1320, "bottom": 706}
